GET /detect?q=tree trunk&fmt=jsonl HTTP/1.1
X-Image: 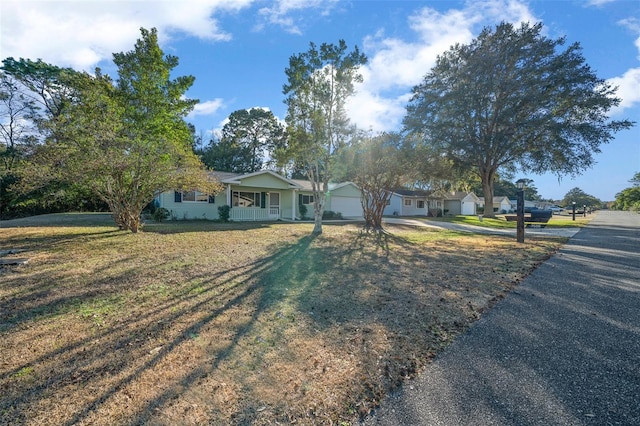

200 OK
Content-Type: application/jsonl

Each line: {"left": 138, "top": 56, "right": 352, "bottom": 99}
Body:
{"left": 481, "top": 169, "right": 496, "bottom": 218}
{"left": 312, "top": 192, "right": 325, "bottom": 235}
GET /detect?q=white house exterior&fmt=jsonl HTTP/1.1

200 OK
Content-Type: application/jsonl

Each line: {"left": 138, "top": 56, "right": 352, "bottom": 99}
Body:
{"left": 292, "top": 180, "right": 364, "bottom": 219}
{"left": 441, "top": 192, "right": 479, "bottom": 216}
{"left": 383, "top": 190, "right": 430, "bottom": 216}
{"left": 479, "top": 196, "right": 512, "bottom": 214}
{"left": 156, "top": 170, "right": 364, "bottom": 221}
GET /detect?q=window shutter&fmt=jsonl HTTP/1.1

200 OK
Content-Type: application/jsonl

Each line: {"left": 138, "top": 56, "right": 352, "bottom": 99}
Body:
{"left": 208, "top": 195, "right": 215, "bottom": 204}
{"left": 174, "top": 191, "right": 182, "bottom": 203}
{"left": 299, "top": 194, "right": 303, "bottom": 205}
{"left": 261, "top": 192, "right": 266, "bottom": 209}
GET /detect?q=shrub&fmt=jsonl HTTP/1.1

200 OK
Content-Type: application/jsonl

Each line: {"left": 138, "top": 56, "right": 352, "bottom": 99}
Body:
{"left": 152, "top": 207, "right": 170, "bottom": 222}
{"left": 322, "top": 210, "right": 343, "bottom": 220}
{"left": 298, "top": 203, "right": 308, "bottom": 220}
{"left": 218, "top": 205, "right": 231, "bottom": 222}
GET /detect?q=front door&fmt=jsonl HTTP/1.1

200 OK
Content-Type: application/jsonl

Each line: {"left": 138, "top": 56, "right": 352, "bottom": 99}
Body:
{"left": 269, "top": 192, "right": 280, "bottom": 219}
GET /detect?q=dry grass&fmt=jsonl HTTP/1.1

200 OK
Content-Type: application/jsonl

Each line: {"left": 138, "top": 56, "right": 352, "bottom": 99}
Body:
{"left": 0, "top": 214, "right": 565, "bottom": 425}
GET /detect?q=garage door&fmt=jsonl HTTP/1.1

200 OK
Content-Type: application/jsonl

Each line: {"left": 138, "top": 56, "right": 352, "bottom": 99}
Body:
{"left": 331, "top": 196, "right": 363, "bottom": 218}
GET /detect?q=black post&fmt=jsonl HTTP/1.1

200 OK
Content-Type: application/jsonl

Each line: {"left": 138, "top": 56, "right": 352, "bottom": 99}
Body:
{"left": 517, "top": 187, "right": 524, "bottom": 243}
{"left": 572, "top": 202, "right": 576, "bottom": 221}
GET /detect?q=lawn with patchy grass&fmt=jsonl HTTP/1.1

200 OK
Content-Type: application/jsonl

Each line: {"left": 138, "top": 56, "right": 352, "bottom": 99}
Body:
{"left": 427, "top": 212, "right": 592, "bottom": 229}
{"left": 0, "top": 214, "right": 565, "bottom": 425}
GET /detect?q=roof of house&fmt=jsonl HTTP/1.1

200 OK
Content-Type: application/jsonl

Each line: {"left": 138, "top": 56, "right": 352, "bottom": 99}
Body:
{"left": 212, "top": 170, "right": 303, "bottom": 189}
{"left": 478, "top": 196, "right": 511, "bottom": 203}
{"left": 291, "top": 179, "right": 359, "bottom": 192}
{"left": 394, "top": 189, "right": 431, "bottom": 197}
{"left": 433, "top": 191, "right": 480, "bottom": 201}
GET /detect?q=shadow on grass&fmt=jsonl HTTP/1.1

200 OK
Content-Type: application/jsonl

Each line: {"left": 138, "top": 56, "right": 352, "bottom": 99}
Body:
{"left": 0, "top": 224, "right": 491, "bottom": 424}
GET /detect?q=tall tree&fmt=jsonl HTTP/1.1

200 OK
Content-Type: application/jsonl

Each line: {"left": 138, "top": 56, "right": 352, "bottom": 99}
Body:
{"left": 561, "top": 187, "right": 602, "bottom": 210}
{"left": 283, "top": 40, "right": 367, "bottom": 234}
{"left": 201, "top": 108, "right": 286, "bottom": 173}
{"left": 1, "top": 58, "right": 76, "bottom": 124}
{"left": 343, "top": 132, "right": 410, "bottom": 232}
{"left": 21, "top": 28, "right": 219, "bottom": 232}
{"left": 221, "top": 108, "right": 286, "bottom": 173}
{"left": 404, "top": 22, "right": 634, "bottom": 218}
{"left": 0, "top": 72, "right": 38, "bottom": 218}
{"left": 612, "top": 172, "right": 640, "bottom": 212}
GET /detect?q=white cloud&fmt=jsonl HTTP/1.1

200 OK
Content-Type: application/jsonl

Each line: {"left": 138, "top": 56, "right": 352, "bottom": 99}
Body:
{"left": 608, "top": 68, "right": 640, "bottom": 116}
{"left": 348, "top": 0, "right": 539, "bottom": 132}
{"left": 606, "top": 18, "right": 640, "bottom": 115}
{"left": 0, "top": 0, "right": 253, "bottom": 70}
{"left": 188, "top": 98, "right": 226, "bottom": 119}
{"left": 256, "top": 0, "right": 339, "bottom": 34}
{"left": 585, "top": 0, "right": 617, "bottom": 6}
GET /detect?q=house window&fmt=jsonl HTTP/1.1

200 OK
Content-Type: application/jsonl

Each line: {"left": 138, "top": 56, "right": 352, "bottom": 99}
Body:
{"left": 404, "top": 199, "right": 412, "bottom": 206}
{"left": 233, "top": 191, "right": 261, "bottom": 208}
{"left": 417, "top": 200, "right": 425, "bottom": 209}
{"left": 300, "top": 194, "right": 314, "bottom": 205}
{"left": 386, "top": 199, "right": 391, "bottom": 205}
{"left": 182, "top": 191, "right": 209, "bottom": 203}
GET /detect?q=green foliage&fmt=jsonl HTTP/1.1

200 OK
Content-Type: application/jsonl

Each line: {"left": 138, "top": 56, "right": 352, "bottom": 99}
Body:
{"left": 283, "top": 39, "right": 367, "bottom": 234}
{"left": 217, "top": 204, "right": 231, "bottom": 222}
{"left": 199, "top": 108, "right": 286, "bottom": 174}
{"left": 322, "top": 210, "right": 342, "bottom": 220}
{"left": 298, "top": 202, "right": 308, "bottom": 220}
{"left": 341, "top": 132, "right": 410, "bottom": 231}
{"left": 404, "top": 22, "right": 634, "bottom": 218}
{"left": 12, "top": 28, "right": 221, "bottom": 232}
{"left": 561, "top": 187, "right": 602, "bottom": 209}
{"left": 613, "top": 173, "right": 640, "bottom": 211}
{"left": 152, "top": 207, "right": 170, "bottom": 222}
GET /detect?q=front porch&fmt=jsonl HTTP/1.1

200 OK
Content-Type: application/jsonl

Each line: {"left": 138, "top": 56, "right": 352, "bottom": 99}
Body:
{"left": 229, "top": 206, "right": 285, "bottom": 222}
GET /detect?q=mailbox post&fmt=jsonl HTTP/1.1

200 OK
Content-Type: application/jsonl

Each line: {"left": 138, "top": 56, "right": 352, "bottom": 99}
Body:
{"left": 516, "top": 179, "right": 526, "bottom": 243}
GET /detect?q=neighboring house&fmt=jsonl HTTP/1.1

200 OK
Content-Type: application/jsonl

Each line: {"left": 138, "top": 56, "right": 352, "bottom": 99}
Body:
{"left": 479, "top": 196, "right": 512, "bottom": 214}
{"left": 383, "top": 189, "right": 430, "bottom": 216}
{"left": 156, "top": 170, "right": 363, "bottom": 221}
{"left": 435, "top": 191, "right": 480, "bottom": 215}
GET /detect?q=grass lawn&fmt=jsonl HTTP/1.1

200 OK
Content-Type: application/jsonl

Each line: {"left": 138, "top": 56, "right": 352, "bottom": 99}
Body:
{"left": 427, "top": 212, "right": 593, "bottom": 228}
{"left": 0, "top": 213, "right": 566, "bottom": 425}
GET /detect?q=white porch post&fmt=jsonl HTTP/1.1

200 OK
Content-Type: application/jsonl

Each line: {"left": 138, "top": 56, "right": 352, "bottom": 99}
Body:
{"left": 292, "top": 190, "right": 297, "bottom": 220}
{"left": 226, "top": 185, "right": 231, "bottom": 206}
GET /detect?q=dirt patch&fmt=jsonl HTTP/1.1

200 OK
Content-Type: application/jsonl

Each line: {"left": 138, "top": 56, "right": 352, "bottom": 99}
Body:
{"left": 0, "top": 215, "right": 564, "bottom": 425}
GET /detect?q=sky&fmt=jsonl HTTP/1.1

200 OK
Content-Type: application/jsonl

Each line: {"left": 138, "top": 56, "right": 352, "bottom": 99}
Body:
{"left": 1, "top": 0, "right": 639, "bottom": 202}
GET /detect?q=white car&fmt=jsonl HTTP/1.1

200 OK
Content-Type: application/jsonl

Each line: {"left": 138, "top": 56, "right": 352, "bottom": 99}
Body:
{"left": 548, "top": 206, "right": 564, "bottom": 213}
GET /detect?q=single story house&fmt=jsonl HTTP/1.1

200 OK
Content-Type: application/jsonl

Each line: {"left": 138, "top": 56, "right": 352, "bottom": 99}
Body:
{"left": 383, "top": 189, "right": 430, "bottom": 216}
{"left": 479, "top": 196, "right": 512, "bottom": 214}
{"left": 155, "top": 170, "right": 363, "bottom": 221}
{"left": 433, "top": 191, "right": 479, "bottom": 216}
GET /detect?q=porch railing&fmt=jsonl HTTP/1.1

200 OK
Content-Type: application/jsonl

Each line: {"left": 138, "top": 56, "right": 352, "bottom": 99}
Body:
{"left": 230, "top": 207, "right": 277, "bottom": 221}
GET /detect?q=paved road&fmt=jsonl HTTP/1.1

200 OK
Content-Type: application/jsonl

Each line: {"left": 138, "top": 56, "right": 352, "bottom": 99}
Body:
{"left": 365, "top": 211, "right": 640, "bottom": 426}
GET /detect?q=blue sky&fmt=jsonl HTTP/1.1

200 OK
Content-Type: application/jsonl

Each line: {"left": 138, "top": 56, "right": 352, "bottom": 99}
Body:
{"left": 1, "top": 0, "right": 638, "bottom": 201}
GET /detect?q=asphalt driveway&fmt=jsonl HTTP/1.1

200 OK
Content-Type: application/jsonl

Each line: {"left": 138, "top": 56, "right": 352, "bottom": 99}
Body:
{"left": 366, "top": 211, "right": 640, "bottom": 425}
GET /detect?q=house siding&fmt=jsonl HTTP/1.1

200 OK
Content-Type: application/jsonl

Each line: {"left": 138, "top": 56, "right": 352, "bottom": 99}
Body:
{"left": 384, "top": 194, "right": 403, "bottom": 216}
{"left": 157, "top": 191, "right": 221, "bottom": 220}
{"left": 158, "top": 171, "right": 365, "bottom": 222}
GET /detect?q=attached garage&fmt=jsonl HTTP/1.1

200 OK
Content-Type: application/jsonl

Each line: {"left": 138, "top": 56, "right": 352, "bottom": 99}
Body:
{"left": 330, "top": 196, "right": 362, "bottom": 217}
{"left": 443, "top": 192, "right": 480, "bottom": 216}
{"left": 327, "top": 183, "right": 363, "bottom": 218}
